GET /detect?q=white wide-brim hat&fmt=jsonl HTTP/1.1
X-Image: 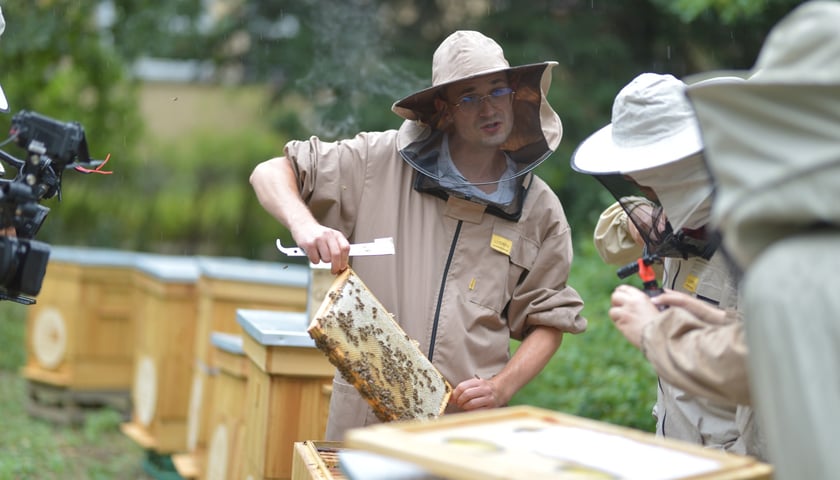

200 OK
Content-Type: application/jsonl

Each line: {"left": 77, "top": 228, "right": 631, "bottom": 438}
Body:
{"left": 685, "top": 0, "right": 840, "bottom": 269}
{"left": 570, "top": 73, "right": 703, "bottom": 176}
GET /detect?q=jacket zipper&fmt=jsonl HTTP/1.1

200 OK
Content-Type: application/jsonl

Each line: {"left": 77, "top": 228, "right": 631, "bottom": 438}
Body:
{"left": 428, "top": 220, "right": 462, "bottom": 361}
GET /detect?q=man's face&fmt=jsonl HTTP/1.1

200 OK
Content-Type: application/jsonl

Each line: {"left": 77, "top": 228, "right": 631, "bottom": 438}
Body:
{"left": 443, "top": 73, "right": 514, "bottom": 150}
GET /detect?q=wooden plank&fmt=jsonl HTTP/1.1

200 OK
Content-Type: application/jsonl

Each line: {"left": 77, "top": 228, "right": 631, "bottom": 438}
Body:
{"left": 291, "top": 441, "right": 346, "bottom": 480}
{"left": 265, "top": 377, "right": 331, "bottom": 477}
{"left": 243, "top": 362, "right": 270, "bottom": 479}
{"left": 172, "top": 452, "right": 200, "bottom": 479}
{"left": 70, "top": 359, "right": 134, "bottom": 390}
{"left": 121, "top": 421, "right": 158, "bottom": 450}
{"left": 241, "top": 333, "right": 335, "bottom": 378}
{"left": 20, "top": 364, "right": 71, "bottom": 386}
{"left": 242, "top": 363, "right": 333, "bottom": 479}
{"left": 345, "top": 405, "right": 774, "bottom": 480}
{"left": 23, "top": 379, "right": 131, "bottom": 426}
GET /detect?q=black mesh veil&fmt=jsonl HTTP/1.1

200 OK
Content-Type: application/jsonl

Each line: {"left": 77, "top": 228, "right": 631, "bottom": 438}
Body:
{"left": 595, "top": 173, "right": 719, "bottom": 273}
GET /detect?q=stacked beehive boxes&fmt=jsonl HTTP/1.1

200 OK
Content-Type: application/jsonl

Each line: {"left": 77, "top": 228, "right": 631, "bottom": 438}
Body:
{"left": 238, "top": 308, "right": 335, "bottom": 480}
{"left": 199, "top": 332, "right": 250, "bottom": 480}
{"left": 175, "top": 257, "right": 308, "bottom": 478}
{"left": 120, "top": 254, "right": 201, "bottom": 454}
{"left": 22, "top": 246, "right": 140, "bottom": 424}
{"left": 20, "top": 247, "right": 343, "bottom": 479}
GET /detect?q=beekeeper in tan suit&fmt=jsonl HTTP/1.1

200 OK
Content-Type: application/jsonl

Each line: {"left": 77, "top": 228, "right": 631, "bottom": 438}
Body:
{"left": 571, "top": 72, "right": 765, "bottom": 460}
{"left": 251, "top": 30, "right": 586, "bottom": 440}
{"left": 687, "top": 2, "right": 840, "bottom": 478}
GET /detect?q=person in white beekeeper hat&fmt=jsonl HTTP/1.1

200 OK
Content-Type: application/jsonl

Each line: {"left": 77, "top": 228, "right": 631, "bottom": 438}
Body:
{"left": 250, "top": 31, "right": 586, "bottom": 440}
{"left": 571, "top": 71, "right": 766, "bottom": 461}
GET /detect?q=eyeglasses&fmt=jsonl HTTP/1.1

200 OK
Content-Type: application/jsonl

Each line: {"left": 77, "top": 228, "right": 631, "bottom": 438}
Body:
{"left": 451, "top": 87, "right": 515, "bottom": 113}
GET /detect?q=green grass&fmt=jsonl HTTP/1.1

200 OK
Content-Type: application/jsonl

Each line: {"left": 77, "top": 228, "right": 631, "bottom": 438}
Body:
{"left": 0, "top": 238, "right": 657, "bottom": 476}
{"left": 0, "top": 302, "right": 151, "bottom": 480}
{"left": 510, "top": 238, "right": 658, "bottom": 431}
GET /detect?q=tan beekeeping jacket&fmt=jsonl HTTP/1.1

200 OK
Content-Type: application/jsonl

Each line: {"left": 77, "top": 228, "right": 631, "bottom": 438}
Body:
{"left": 285, "top": 129, "right": 586, "bottom": 440}
{"left": 655, "top": 254, "right": 764, "bottom": 459}
{"left": 593, "top": 202, "right": 764, "bottom": 459}
{"left": 641, "top": 308, "right": 750, "bottom": 406}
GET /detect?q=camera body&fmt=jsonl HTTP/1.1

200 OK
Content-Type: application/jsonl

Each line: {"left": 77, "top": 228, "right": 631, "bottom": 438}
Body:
{"left": 11, "top": 110, "right": 88, "bottom": 168}
{"left": 0, "top": 237, "right": 50, "bottom": 302}
{"left": 0, "top": 110, "right": 94, "bottom": 304}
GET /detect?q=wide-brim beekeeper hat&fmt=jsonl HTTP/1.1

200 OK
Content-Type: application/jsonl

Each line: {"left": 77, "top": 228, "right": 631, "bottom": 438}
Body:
{"left": 0, "top": 6, "right": 8, "bottom": 113}
{"left": 392, "top": 30, "right": 562, "bottom": 182}
{"left": 570, "top": 73, "right": 704, "bottom": 177}
{"left": 685, "top": 0, "right": 840, "bottom": 270}
{"left": 570, "top": 73, "right": 728, "bottom": 235}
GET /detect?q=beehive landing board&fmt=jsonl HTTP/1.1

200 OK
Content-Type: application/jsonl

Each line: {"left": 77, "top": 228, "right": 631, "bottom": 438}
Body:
{"left": 308, "top": 268, "right": 451, "bottom": 422}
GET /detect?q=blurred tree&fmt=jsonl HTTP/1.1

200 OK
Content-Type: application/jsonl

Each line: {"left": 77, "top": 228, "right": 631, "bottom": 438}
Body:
{"left": 0, "top": 0, "right": 806, "bottom": 257}
{"left": 189, "top": 0, "right": 803, "bottom": 236}
{"left": 0, "top": 1, "right": 142, "bottom": 243}
{"left": 100, "top": 0, "right": 209, "bottom": 60}
{"left": 468, "top": 0, "right": 802, "bottom": 233}
{"left": 651, "top": 0, "right": 798, "bottom": 23}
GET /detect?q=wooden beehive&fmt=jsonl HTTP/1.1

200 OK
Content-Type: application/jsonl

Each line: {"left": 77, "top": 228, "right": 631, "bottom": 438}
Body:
{"left": 22, "top": 246, "right": 139, "bottom": 391}
{"left": 174, "top": 332, "right": 250, "bottom": 480}
{"left": 204, "top": 332, "right": 250, "bottom": 480}
{"left": 309, "top": 268, "right": 451, "bottom": 423}
{"left": 291, "top": 441, "right": 346, "bottom": 480}
{"left": 193, "top": 257, "right": 308, "bottom": 365}
{"left": 345, "top": 405, "right": 774, "bottom": 480}
{"left": 120, "top": 255, "right": 200, "bottom": 454}
{"left": 182, "top": 257, "right": 309, "bottom": 465}
{"left": 238, "top": 309, "right": 335, "bottom": 480}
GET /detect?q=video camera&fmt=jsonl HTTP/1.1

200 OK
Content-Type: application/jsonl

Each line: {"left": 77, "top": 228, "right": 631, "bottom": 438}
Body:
{"left": 0, "top": 110, "right": 105, "bottom": 305}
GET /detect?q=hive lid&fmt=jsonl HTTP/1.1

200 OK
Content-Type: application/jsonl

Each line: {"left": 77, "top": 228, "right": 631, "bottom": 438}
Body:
{"left": 134, "top": 255, "right": 200, "bottom": 283}
{"left": 236, "top": 309, "right": 315, "bottom": 347}
{"left": 49, "top": 245, "right": 141, "bottom": 268}
{"left": 197, "top": 256, "right": 308, "bottom": 287}
{"left": 210, "top": 331, "right": 244, "bottom": 355}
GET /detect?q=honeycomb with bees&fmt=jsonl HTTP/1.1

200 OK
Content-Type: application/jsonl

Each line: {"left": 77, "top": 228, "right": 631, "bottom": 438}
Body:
{"left": 308, "top": 268, "right": 451, "bottom": 422}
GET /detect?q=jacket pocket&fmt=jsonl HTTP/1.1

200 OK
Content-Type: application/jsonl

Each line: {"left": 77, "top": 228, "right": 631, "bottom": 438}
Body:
{"left": 466, "top": 225, "right": 538, "bottom": 313}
